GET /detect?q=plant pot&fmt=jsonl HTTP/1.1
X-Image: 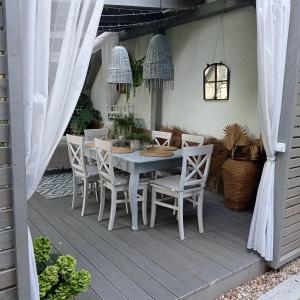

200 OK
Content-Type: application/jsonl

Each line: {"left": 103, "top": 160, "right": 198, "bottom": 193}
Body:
{"left": 130, "top": 140, "right": 143, "bottom": 150}
{"left": 222, "top": 159, "right": 261, "bottom": 211}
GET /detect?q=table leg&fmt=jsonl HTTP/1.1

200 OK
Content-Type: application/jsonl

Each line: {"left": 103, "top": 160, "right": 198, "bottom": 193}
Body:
{"left": 129, "top": 171, "right": 139, "bottom": 231}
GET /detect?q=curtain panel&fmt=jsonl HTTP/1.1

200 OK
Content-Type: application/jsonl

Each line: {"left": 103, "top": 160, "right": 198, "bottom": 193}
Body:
{"left": 247, "top": 0, "right": 290, "bottom": 261}
{"left": 19, "top": 0, "right": 104, "bottom": 298}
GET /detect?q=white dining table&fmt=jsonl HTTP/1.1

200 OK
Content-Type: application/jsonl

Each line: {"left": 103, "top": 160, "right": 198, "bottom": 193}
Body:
{"left": 85, "top": 146, "right": 183, "bottom": 230}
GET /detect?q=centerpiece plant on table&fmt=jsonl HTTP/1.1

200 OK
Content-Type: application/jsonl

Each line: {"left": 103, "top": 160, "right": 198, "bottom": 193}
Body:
{"left": 111, "top": 114, "right": 153, "bottom": 150}
{"left": 222, "top": 123, "right": 263, "bottom": 211}
{"left": 33, "top": 236, "right": 91, "bottom": 300}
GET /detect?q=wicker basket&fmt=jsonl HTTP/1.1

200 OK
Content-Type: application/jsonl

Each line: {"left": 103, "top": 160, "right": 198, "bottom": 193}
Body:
{"left": 222, "top": 159, "right": 261, "bottom": 211}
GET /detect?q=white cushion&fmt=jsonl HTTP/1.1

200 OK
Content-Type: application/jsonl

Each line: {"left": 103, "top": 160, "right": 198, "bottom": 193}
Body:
{"left": 151, "top": 175, "right": 182, "bottom": 191}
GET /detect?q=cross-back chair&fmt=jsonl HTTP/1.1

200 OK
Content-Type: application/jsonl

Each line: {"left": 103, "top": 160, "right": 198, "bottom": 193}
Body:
{"left": 152, "top": 130, "right": 172, "bottom": 146}
{"left": 66, "top": 134, "right": 99, "bottom": 216}
{"left": 94, "top": 138, "right": 149, "bottom": 230}
{"left": 150, "top": 145, "right": 213, "bottom": 240}
{"left": 181, "top": 134, "right": 205, "bottom": 148}
{"left": 84, "top": 128, "right": 109, "bottom": 142}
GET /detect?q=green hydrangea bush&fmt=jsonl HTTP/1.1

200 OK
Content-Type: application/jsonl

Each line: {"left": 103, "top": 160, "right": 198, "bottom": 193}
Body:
{"left": 33, "top": 236, "right": 91, "bottom": 300}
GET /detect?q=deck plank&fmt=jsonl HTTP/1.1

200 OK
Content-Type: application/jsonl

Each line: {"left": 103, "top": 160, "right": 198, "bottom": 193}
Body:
{"left": 28, "top": 204, "right": 126, "bottom": 300}
{"left": 28, "top": 221, "right": 101, "bottom": 300}
{"left": 55, "top": 196, "right": 203, "bottom": 298}
{"left": 30, "top": 196, "right": 176, "bottom": 300}
{"left": 28, "top": 191, "right": 263, "bottom": 300}
{"left": 39, "top": 196, "right": 190, "bottom": 299}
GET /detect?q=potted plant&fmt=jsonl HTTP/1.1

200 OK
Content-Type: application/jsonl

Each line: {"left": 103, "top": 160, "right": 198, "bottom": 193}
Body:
{"left": 69, "top": 92, "right": 102, "bottom": 135}
{"left": 117, "top": 56, "right": 145, "bottom": 102}
{"left": 126, "top": 130, "right": 153, "bottom": 150}
{"left": 222, "top": 123, "right": 263, "bottom": 211}
{"left": 111, "top": 114, "right": 136, "bottom": 140}
{"left": 33, "top": 236, "right": 91, "bottom": 300}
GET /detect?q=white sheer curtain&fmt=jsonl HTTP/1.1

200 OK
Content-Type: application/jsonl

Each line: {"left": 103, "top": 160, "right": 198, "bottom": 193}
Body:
{"left": 247, "top": 0, "right": 290, "bottom": 261}
{"left": 19, "top": 0, "right": 104, "bottom": 298}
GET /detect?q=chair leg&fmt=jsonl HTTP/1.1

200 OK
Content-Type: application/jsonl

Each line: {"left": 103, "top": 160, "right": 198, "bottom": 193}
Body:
{"left": 108, "top": 189, "right": 117, "bottom": 230}
{"left": 95, "top": 181, "right": 99, "bottom": 203}
{"left": 150, "top": 189, "right": 157, "bottom": 228}
{"left": 142, "top": 187, "right": 148, "bottom": 226}
{"left": 178, "top": 193, "right": 185, "bottom": 240}
{"left": 98, "top": 183, "right": 106, "bottom": 221}
{"left": 197, "top": 189, "right": 204, "bottom": 233}
{"left": 81, "top": 179, "right": 89, "bottom": 217}
{"left": 124, "top": 191, "right": 129, "bottom": 214}
{"left": 173, "top": 198, "right": 178, "bottom": 215}
{"left": 72, "top": 174, "right": 79, "bottom": 209}
{"left": 192, "top": 194, "right": 196, "bottom": 207}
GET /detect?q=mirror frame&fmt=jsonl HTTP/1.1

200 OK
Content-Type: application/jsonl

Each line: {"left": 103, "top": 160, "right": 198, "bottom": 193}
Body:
{"left": 203, "top": 62, "right": 230, "bottom": 101}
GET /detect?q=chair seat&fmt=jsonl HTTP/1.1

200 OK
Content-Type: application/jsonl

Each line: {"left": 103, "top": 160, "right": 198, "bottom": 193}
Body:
{"left": 151, "top": 175, "right": 182, "bottom": 191}
{"left": 151, "top": 175, "right": 203, "bottom": 192}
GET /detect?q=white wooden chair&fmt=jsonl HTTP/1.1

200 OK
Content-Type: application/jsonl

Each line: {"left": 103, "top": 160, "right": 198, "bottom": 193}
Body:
{"left": 84, "top": 128, "right": 109, "bottom": 142}
{"left": 94, "top": 139, "right": 149, "bottom": 230}
{"left": 181, "top": 134, "right": 204, "bottom": 148}
{"left": 150, "top": 145, "right": 213, "bottom": 240}
{"left": 152, "top": 130, "right": 172, "bottom": 146}
{"left": 66, "top": 134, "right": 99, "bottom": 217}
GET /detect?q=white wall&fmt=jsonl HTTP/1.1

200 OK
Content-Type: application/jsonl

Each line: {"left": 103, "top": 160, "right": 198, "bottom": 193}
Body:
{"left": 91, "top": 6, "right": 259, "bottom": 138}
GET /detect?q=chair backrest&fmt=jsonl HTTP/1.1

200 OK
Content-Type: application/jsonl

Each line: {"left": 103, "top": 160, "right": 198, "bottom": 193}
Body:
{"left": 152, "top": 130, "right": 172, "bottom": 146}
{"left": 84, "top": 128, "right": 109, "bottom": 142}
{"left": 94, "top": 138, "right": 115, "bottom": 184}
{"left": 180, "top": 145, "right": 213, "bottom": 191}
{"left": 181, "top": 134, "right": 204, "bottom": 148}
{"left": 66, "top": 134, "right": 87, "bottom": 178}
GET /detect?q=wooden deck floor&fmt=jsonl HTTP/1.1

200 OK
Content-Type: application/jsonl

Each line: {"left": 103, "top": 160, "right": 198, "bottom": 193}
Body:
{"left": 28, "top": 192, "right": 266, "bottom": 300}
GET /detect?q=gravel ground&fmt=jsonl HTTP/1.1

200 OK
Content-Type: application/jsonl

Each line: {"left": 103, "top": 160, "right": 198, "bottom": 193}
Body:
{"left": 217, "top": 257, "right": 300, "bottom": 300}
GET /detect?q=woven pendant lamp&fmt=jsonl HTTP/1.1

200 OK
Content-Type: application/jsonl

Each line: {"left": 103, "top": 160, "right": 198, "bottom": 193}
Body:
{"left": 107, "top": 46, "right": 133, "bottom": 92}
{"left": 143, "top": 34, "right": 174, "bottom": 91}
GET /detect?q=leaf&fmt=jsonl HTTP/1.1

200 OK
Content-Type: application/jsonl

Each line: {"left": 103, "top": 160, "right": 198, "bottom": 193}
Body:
{"left": 223, "top": 123, "right": 249, "bottom": 150}
{"left": 250, "top": 144, "right": 259, "bottom": 161}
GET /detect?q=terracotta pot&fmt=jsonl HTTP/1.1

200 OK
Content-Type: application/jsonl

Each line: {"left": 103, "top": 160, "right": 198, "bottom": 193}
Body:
{"left": 222, "top": 159, "right": 261, "bottom": 211}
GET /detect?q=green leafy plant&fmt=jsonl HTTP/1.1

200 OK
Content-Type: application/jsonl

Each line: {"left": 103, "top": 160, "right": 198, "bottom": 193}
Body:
{"left": 131, "top": 56, "right": 145, "bottom": 96}
{"left": 125, "top": 129, "right": 153, "bottom": 144}
{"left": 123, "top": 56, "right": 145, "bottom": 102}
{"left": 111, "top": 114, "right": 136, "bottom": 139}
{"left": 33, "top": 236, "right": 91, "bottom": 300}
{"left": 69, "top": 92, "right": 101, "bottom": 135}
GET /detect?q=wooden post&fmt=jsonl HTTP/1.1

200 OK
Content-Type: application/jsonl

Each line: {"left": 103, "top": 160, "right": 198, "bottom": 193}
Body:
{"left": 4, "top": 0, "right": 31, "bottom": 298}
{"left": 272, "top": 0, "right": 300, "bottom": 269}
{"left": 150, "top": 86, "right": 163, "bottom": 131}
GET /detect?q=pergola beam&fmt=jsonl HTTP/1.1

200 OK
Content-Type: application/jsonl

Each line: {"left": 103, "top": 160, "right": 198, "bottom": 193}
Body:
{"left": 120, "top": 0, "right": 253, "bottom": 40}
{"left": 104, "top": 0, "right": 186, "bottom": 9}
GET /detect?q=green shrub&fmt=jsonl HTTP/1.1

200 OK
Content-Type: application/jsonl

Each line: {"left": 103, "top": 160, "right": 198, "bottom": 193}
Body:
{"left": 33, "top": 237, "right": 51, "bottom": 266}
{"left": 33, "top": 236, "right": 91, "bottom": 300}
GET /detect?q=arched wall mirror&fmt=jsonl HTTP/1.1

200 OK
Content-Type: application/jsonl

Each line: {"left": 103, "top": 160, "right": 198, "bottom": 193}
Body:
{"left": 203, "top": 62, "right": 230, "bottom": 100}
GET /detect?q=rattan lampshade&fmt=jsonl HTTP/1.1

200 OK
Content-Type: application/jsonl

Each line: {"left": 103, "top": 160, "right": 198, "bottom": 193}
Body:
{"left": 143, "top": 34, "right": 174, "bottom": 91}
{"left": 107, "top": 46, "right": 133, "bottom": 89}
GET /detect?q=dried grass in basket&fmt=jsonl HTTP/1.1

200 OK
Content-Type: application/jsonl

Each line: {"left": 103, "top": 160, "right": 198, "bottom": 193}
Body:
{"left": 222, "top": 159, "right": 261, "bottom": 211}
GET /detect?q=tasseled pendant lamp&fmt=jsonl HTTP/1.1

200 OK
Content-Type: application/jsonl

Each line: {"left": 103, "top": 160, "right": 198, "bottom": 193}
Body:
{"left": 143, "top": 34, "right": 174, "bottom": 92}
{"left": 107, "top": 46, "right": 133, "bottom": 92}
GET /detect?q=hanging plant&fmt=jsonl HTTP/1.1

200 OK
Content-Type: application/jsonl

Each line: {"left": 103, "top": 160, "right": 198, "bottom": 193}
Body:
{"left": 122, "top": 56, "right": 145, "bottom": 102}
{"left": 131, "top": 56, "right": 145, "bottom": 96}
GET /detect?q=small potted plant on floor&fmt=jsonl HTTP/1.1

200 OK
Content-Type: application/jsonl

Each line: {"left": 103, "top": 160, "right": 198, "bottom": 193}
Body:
{"left": 222, "top": 123, "right": 263, "bottom": 211}
{"left": 33, "top": 236, "right": 91, "bottom": 300}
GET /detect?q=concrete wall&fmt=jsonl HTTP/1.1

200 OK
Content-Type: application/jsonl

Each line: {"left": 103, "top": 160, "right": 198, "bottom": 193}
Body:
{"left": 91, "top": 6, "right": 259, "bottom": 139}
